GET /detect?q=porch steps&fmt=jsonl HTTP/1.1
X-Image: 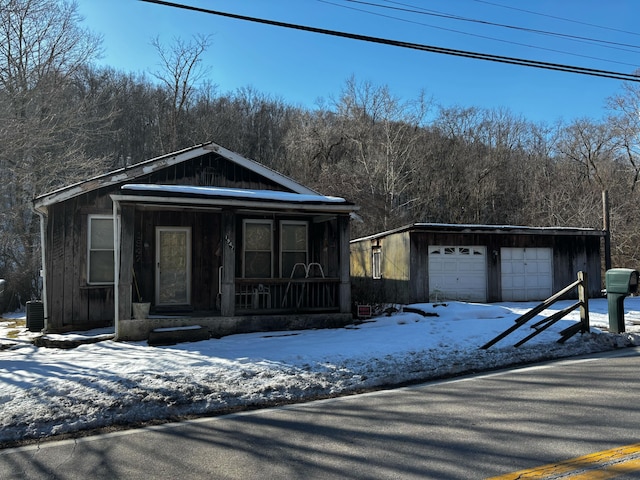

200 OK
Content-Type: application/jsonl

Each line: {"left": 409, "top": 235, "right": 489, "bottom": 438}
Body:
{"left": 147, "top": 325, "right": 210, "bottom": 346}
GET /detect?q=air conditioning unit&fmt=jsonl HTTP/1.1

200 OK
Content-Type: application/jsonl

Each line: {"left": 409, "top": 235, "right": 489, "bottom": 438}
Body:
{"left": 26, "top": 300, "right": 45, "bottom": 332}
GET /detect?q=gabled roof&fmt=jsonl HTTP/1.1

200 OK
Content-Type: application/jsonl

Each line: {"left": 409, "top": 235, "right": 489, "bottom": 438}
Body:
{"left": 33, "top": 142, "right": 320, "bottom": 212}
{"left": 351, "top": 222, "right": 606, "bottom": 243}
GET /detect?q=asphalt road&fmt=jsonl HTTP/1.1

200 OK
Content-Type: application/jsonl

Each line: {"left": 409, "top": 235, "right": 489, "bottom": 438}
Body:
{"left": 2, "top": 347, "right": 640, "bottom": 479}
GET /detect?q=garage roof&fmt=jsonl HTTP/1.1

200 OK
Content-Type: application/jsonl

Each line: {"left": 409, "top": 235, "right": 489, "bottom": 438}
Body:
{"left": 351, "top": 222, "right": 606, "bottom": 242}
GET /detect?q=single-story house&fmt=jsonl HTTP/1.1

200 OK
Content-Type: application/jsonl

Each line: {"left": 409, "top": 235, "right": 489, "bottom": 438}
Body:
{"left": 350, "top": 223, "right": 606, "bottom": 304}
{"left": 33, "top": 142, "right": 358, "bottom": 341}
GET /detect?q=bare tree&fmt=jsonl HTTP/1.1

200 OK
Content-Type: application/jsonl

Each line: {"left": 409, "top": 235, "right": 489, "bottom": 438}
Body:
{"left": 0, "top": 0, "right": 104, "bottom": 303}
{"left": 329, "top": 77, "right": 432, "bottom": 233}
{"left": 150, "top": 34, "right": 212, "bottom": 151}
{"left": 607, "top": 78, "right": 640, "bottom": 191}
{"left": 555, "top": 118, "right": 618, "bottom": 189}
{"left": 427, "top": 106, "right": 539, "bottom": 225}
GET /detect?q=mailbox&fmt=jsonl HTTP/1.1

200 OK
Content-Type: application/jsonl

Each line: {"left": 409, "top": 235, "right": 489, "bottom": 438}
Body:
{"left": 605, "top": 268, "right": 639, "bottom": 333}
{"left": 606, "top": 268, "right": 639, "bottom": 295}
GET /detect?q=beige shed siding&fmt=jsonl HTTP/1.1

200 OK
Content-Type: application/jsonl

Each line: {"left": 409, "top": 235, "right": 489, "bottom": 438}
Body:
{"left": 350, "top": 240, "right": 372, "bottom": 278}
{"left": 381, "top": 232, "right": 410, "bottom": 281}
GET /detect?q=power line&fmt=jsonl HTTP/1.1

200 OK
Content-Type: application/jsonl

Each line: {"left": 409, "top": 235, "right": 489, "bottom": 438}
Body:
{"left": 472, "top": 0, "right": 640, "bottom": 38}
{"left": 325, "top": 0, "right": 640, "bottom": 68}
{"left": 138, "top": 0, "right": 640, "bottom": 83}
{"left": 362, "top": 0, "right": 640, "bottom": 53}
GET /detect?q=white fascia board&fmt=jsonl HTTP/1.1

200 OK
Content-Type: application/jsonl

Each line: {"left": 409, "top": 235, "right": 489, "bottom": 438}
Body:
{"left": 33, "top": 145, "right": 212, "bottom": 210}
{"left": 110, "top": 194, "right": 358, "bottom": 214}
{"left": 122, "top": 184, "right": 346, "bottom": 203}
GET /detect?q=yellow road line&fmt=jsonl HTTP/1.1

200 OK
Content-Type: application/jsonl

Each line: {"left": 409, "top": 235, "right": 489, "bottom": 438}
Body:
{"left": 487, "top": 443, "right": 640, "bottom": 479}
{"left": 567, "top": 457, "right": 640, "bottom": 480}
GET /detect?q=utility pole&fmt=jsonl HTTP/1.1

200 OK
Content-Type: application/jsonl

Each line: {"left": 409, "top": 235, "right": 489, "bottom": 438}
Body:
{"left": 603, "top": 190, "right": 611, "bottom": 271}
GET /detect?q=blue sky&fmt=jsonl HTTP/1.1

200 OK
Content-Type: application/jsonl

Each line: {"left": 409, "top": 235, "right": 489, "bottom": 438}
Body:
{"left": 76, "top": 0, "right": 640, "bottom": 124}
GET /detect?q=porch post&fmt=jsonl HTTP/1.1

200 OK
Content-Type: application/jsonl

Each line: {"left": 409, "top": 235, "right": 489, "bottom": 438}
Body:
{"left": 116, "top": 204, "right": 135, "bottom": 336}
{"left": 338, "top": 214, "right": 352, "bottom": 313}
{"left": 113, "top": 199, "right": 120, "bottom": 337}
{"left": 220, "top": 209, "right": 236, "bottom": 316}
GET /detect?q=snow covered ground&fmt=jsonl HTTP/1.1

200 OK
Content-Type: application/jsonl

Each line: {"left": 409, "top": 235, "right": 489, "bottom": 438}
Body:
{"left": 2, "top": 297, "right": 640, "bottom": 447}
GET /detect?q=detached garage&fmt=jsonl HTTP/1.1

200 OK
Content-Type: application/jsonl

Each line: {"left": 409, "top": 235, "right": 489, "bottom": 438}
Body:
{"left": 350, "top": 223, "right": 605, "bottom": 304}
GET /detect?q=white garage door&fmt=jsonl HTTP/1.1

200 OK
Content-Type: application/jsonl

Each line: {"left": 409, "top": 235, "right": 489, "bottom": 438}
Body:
{"left": 501, "top": 247, "right": 553, "bottom": 301}
{"left": 428, "top": 246, "right": 487, "bottom": 302}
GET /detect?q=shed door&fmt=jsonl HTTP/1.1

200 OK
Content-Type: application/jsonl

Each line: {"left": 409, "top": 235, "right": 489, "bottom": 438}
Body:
{"left": 428, "top": 246, "right": 487, "bottom": 302}
{"left": 156, "top": 227, "right": 192, "bottom": 306}
{"left": 501, "top": 247, "right": 552, "bottom": 301}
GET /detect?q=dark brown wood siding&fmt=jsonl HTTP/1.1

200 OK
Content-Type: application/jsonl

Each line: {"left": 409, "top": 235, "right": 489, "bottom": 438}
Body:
{"left": 133, "top": 209, "right": 222, "bottom": 313}
{"left": 46, "top": 189, "right": 116, "bottom": 331}
{"left": 43, "top": 151, "right": 300, "bottom": 331}
{"left": 127, "top": 152, "right": 287, "bottom": 191}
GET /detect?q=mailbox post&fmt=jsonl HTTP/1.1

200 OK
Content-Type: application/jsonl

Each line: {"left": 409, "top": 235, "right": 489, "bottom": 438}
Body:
{"left": 605, "top": 268, "right": 639, "bottom": 333}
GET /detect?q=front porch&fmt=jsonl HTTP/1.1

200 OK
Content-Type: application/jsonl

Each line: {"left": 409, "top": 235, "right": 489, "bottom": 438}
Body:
{"left": 112, "top": 185, "right": 357, "bottom": 341}
{"left": 117, "top": 273, "right": 349, "bottom": 341}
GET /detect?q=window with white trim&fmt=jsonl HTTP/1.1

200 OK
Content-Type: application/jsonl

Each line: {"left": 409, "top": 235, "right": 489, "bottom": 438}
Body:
{"left": 281, "top": 221, "right": 308, "bottom": 278}
{"left": 88, "top": 215, "right": 114, "bottom": 284}
{"left": 372, "top": 246, "right": 382, "bottom": 279}
{"left": 243, "top": 220, "right": 273, "bottom": 278}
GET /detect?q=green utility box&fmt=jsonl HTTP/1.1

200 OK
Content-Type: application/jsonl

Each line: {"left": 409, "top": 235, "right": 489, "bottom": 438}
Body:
{"left": 605, "top": 268, "right": 639, "bottom": 333}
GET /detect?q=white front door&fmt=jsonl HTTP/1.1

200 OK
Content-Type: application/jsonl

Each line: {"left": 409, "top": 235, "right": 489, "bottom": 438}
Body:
{"left": 156, "top": 227, "right": 191, "bottom": 306}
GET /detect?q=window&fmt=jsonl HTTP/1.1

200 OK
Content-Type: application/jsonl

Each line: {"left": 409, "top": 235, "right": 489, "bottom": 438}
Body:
{"left": 243, "top": 220, "right": 273, "bottom": 278}
{"left": 372, "top": 246, "right": 382, "bottom": 279}
{"left": 281, "top": 221, "right": 308, "bottom": 278}
{"left": 88, "top": 215, "right": 114, "bottom": 284}
{"left": 243, "top": 220, "right": 310, "bottom": 278}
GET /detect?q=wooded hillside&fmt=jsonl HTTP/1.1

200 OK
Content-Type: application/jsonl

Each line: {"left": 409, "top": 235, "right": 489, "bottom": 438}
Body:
{"left": 2, "top": 0, "right": 640, "bottom": 307}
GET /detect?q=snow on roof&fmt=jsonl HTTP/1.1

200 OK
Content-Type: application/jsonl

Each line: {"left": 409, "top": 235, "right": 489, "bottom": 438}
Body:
{"left": 351, "top": 222, "right": 605, "bottom": 242}
{"left": 412, "top": 222, "right": 604, "bottom": 233}
{"left": 121, "top": 184, "right": 350, "bottom": 204}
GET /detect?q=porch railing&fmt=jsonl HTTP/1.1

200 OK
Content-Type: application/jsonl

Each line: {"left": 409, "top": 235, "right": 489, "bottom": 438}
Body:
{"left": 235, "top": 278, "right": 340, "bottom": 313}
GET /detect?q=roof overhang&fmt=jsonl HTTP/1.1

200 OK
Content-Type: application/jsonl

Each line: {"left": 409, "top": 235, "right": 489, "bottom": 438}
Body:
{"left": 111, "top": 184, "right": 358, "bottom": 215}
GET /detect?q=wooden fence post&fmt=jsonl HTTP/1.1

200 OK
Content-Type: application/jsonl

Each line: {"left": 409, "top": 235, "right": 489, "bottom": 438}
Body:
{"left": 578, "top": 271, "right": 590, "bottom": 333}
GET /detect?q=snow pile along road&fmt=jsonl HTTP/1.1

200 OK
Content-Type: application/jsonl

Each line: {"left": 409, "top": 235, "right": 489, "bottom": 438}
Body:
{"left": 1, "top": 298, "right": 640, "bottom": 446}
